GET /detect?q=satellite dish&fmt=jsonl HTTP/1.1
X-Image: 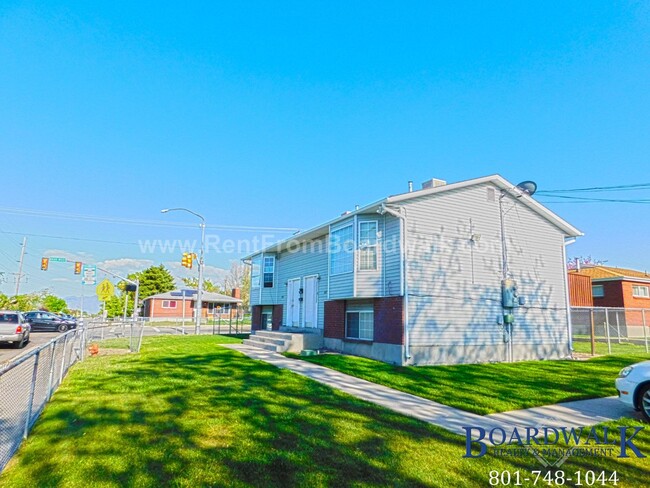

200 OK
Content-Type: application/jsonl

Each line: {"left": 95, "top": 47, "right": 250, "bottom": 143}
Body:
{"left": 516, "top": 180, "right": 537, "bottom": 196}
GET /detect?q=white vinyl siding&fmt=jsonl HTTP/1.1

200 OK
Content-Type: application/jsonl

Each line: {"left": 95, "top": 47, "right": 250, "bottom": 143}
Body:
{"left": 632, "top": 285, "right": 649, "bottom": 298}
{"left": 403, "top": 183, "right": 570, "bottom": 364}
{"left": 330, "top": 224, "right": 354, "bottom": 275}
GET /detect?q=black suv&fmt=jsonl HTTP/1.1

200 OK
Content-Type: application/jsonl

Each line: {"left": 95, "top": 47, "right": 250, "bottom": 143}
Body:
{"left": 24, "top": 311, "right": 77, "bottom": 333}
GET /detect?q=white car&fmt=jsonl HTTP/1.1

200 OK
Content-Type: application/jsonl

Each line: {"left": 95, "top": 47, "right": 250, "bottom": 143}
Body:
{"left": 616, "top": 361, "right": 650, "bottom": 422}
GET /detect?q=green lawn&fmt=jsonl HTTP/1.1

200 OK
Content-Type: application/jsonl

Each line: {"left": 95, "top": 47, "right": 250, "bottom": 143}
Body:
{"left": 572, "top": 339, "right": 650, "bottom": 356}
{"left": 2, "top": 335, "right": 649, "bottom": 487}
{"left": 286, "top": 352, "right": 650, "bottom": 415}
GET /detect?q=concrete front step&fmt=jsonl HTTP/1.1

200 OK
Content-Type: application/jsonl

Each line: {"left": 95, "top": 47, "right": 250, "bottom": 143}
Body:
{"left": 254, "top": 330, "right": 294, "bottom": 341}
{"left": 242, "top": 338, "right": 283, "bottom": 352}
{"left": 248, "top": 335, "right": 287, "bottom": 347}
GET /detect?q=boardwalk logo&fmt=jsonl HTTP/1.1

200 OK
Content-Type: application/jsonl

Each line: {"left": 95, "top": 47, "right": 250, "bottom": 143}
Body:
{"left": 462, "top": 425, "right": 646, "bottom": 468}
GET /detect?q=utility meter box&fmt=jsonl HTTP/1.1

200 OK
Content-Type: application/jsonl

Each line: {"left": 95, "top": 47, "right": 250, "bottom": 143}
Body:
{"left": 501, "top": 279, "right": 519, "bottom": 309}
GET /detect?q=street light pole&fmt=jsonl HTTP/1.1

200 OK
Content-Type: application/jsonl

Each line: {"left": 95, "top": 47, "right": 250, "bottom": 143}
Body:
{"left": 161, "top": 208, "right": 206, "bottom": 335}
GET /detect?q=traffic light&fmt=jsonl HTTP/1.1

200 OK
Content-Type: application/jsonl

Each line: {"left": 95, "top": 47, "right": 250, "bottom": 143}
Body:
{"left": 41, "top": 257, "right": 49, "bottom": 271}
{"left": 181, "top": 252, "right": 192, "bottom": 269}
{"left": 74, "top": 261, "right": 82, "bottom": 274}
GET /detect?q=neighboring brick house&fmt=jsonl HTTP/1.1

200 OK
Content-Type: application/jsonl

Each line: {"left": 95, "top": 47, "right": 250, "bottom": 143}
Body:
{"left": 142, "top": 289, "right": 242, "bottom": 321}
{"left": 245, "top": 174, "right": 581, "bottom": 365}
{"left": 568, "top": 266, "right": 650, "bottom": 309}
{"left": 569, "top": 266, "right": 650, "bottom": 334}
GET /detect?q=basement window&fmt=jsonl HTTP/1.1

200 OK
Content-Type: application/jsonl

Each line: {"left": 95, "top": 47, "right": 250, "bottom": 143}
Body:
{"left": 346, "top": 310, "right": 374, "bottom": 341}
{"left": 633, "top": 285, "right": 650, "bottom": 298}
{"left": 592, "top": 285, "right": 605, "bottom": 298}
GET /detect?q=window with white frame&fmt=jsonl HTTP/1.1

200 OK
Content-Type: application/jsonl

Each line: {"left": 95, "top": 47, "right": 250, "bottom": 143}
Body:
{"left": 162, "top": 300, "right": 177, "bottom": 309}
{"left": 346, "top": 309, "right": 373, "bottom": 340}
{"left": 251, "top": 255, "right": 261, "bottom": 288}
{"left": 330, "top": 224, "right": 354, "bottom": 275}
{"left": 633, "top": 285, "right": 650, "bottom": 298}
{"left": 263, "top": 256, "right": 275, "bottom": 288}
{"left": 358, "top": 221, "right": 378, "bottom": 271}
{"left": 592, "top": 285, "right": 605, "bottom": 298}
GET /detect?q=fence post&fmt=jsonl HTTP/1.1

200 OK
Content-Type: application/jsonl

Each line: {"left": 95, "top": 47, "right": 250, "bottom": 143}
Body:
{"left": 605, "top": 308, "right": 612, "bottom": 354}
{"left": 23, "top": 351, "right": 40, "bottom": 439}
{"left": 46, "top": 341, "right": 57, "bottom": 401}
{"left": 615, "top": 311, "right": 621, "bottom": 344}
{"left": 58, "top": 333, "right": 69, "bottom": 385}
{"left": 590, "top": 308, "right": 596, "bottom": 356}
{"left": 643, "top": 309, "right": 649, "bottom": 354}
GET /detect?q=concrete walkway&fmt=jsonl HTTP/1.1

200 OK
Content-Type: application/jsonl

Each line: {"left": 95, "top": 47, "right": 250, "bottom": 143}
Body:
{"left": 223, "top": 344, "right": 641, "bottom": 435}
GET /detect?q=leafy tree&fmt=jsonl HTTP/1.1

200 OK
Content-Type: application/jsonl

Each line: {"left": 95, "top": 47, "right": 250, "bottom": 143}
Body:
{"left": 42, "top": 295, "right": 68, "bottom": 313}
{"left": 105, "top": 293, "right": 134, "bottom": 318}
{"left": 2, "top": 292, "right": 44, "bottom": 311}
{"left": 126, "top": 264, "right": 176, "bottom": 300}
{"left": 0, "top": 292, "right": 9, "bottom": 309}
{"left": 181, "top": 277, "right": 224, "bottom": 293}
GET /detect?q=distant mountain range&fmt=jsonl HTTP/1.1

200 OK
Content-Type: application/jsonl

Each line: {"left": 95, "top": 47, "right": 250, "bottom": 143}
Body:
{"left": 65, "top": 295, "right": 101, "bottom": 314}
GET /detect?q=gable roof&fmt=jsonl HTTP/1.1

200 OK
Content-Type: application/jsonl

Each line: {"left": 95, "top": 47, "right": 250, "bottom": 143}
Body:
{"left": 569, "top": 266, "right": 650, "bottom": 282}
{"left": 144, "top": 290, "right": 242, "bottom": 303}
{"left": 245, "top": 174, "right": 582, "bottom": 258}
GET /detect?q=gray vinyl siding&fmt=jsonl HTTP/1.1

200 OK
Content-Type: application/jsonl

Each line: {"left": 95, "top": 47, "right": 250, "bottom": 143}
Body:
{"left": 402, "top": 183, "right": 570, "bottom": 363}
{"left": 249, "top": 253, "right": 262, "bottom": 306}
{"left": 383, "top": 213, "right": 402, "bottom": 297}
{"left": 259, "top": 253, "right": 277, "bottom": 304}
{"left": 276, "top": 236, "right": 329, "bottom": 328}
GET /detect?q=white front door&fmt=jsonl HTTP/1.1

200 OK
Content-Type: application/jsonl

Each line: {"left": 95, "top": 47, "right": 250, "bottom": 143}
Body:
{"left": 287, "top": 278, "right": 301, "bottom": 327}
{"left": 303, "top": 275, "right": 319, "bottom": 328}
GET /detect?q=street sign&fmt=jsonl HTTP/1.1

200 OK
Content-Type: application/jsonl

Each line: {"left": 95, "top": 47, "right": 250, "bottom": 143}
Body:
{"left": 96, "top": 279, "right": 115, "bottom": 301}
{"left": 50, "top": 257, "right": 67, "bottom": 262}
{"left": 81, "top": 264, "right": 97, "bottom": 285}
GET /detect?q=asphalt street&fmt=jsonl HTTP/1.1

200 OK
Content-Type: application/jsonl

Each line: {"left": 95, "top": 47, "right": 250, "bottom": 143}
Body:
{"left": 0, "top": 332, "right": 60, "bottom": 366}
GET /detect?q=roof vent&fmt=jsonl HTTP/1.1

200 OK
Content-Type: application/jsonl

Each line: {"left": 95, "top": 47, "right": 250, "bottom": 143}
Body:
{"left": 421, "top": 178, "right": 447, "bottom": 190}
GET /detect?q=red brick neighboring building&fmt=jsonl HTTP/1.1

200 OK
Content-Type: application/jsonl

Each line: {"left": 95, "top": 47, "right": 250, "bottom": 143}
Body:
{"left": 569, "top": 266, "right": 650, "bottom": 308}
{"left": 143, "top": 289, "right": 242, "bottom": 321}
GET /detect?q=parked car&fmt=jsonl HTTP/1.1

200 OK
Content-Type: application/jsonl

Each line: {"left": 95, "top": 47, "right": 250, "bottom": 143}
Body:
{"left": 23, "top": 311, "right": 76, "bottom": 333}
{"left": 55, "top": 313, "right": 78, "bottom": 326}
{"left": 0, "top": 311, "right": 30, "bottom": 348}
{"left": 616, "top": 361, "right": 650, "bottom": 422}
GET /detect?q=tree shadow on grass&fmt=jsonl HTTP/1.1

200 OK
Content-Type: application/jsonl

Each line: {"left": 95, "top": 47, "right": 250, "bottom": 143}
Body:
{"left": 2, "top": 341, "right": 649, "bottom": 487}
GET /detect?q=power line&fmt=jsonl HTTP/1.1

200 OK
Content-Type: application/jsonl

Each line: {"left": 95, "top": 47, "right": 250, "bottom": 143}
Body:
{"left": 0, "top": 206, "right": 300, "bottom": 233}
{"left": 538, "top": 195, "right": 650, "bottom": 204}
{"left": 537, "top": 182, "right": 650, "bottom": 194}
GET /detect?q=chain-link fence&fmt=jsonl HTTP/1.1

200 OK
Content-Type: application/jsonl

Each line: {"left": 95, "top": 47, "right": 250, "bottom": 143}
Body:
{"left": 571, "top": 306, "right": 650, "bottom": 355}
{"left": 0, "top": 328, "right": 84, "bottom": 471}
{"left": 84, "top": 319, "right": 146, "bottom": 353}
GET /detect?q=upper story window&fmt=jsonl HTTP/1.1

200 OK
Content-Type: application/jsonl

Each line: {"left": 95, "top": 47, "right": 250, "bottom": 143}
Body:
{"left": 633, "top": 285, "right": 650, "bottom": 298}
{"left": 330, "top": 224, "right": 354, "bottom": 275}
{"left": 251, "top": 255, "right": 261, "bottom": 288}
{"left": 263, "top": 256, "right": 275, "bottom": 288}
{"left": 592, "top": 285, "right": 604, "bottom": 298}
{"left": 358, "top": 221, "right": 378, "bottom": 271}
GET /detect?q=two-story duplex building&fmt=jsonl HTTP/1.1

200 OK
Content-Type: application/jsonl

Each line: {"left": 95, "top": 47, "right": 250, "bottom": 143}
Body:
{"left": 245, "top": 174, "right": 582, "bottom": 365}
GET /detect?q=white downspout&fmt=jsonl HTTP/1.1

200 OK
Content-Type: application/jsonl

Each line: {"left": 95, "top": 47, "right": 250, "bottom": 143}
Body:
{"left": 562, "top": 237, "right": 576, "bottom": 355}
{"left": 379, "top": 204, "right": 411, "bottom": 362}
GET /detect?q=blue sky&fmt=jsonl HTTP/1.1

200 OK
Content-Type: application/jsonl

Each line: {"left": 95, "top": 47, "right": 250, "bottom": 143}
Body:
{"left": 1, "top": 1, "right": 649, "bottom": 299}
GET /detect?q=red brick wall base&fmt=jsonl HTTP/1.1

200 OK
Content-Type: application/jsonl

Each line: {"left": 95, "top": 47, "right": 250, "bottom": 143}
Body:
{"left": 374, "top": 297, "right": 404, "bottom": 345}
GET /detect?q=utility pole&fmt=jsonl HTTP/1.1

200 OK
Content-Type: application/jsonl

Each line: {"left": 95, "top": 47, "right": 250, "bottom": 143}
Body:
{"left": 14, "top": 237, "right": 27, "bottom": 296}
